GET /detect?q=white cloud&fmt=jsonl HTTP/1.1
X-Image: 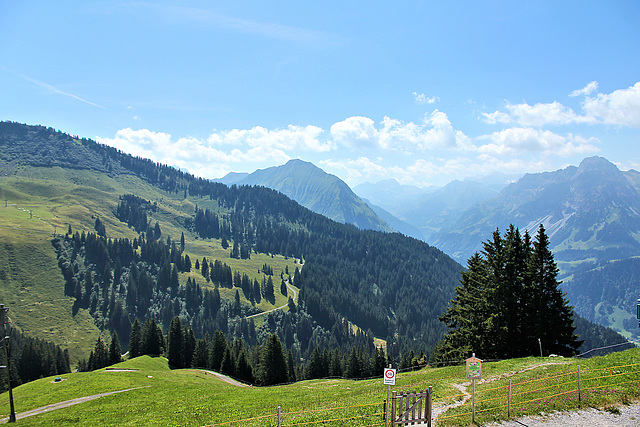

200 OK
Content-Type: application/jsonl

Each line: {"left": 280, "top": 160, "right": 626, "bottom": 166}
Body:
{"left": 481, "top": 81, "right": 640, "bottom": 128}
{"left": 582, "top": 82, "right": 640, "bottom": 127}
{"left": 482, "top": 101, "right": 592, "bottom": 127}
{"left": 331, "top": 112, "right": 471, "bottom": 152}
{"left": 570, "top": 81, "right": 598, "bottom": 97}
{"left": 208, "top": 125, "right": 330, "bottom": 152}
{"left": 481, "top": 110, "right": 512, "bottom": 125}
{"left": 320, "top": 156, "right": 486, "bottom": 188}
{"left": 330, "top": 116, "right": 379, "bottom": 148}
{"left": 412, "top": 92, "right": 439, "bottom": 105}
{"left": 478, "top": 127, "right": 599, "bottom": 156}
{"left": 506, "top": 101, "right": 593, "bottom": 127}
{"left": 320, "top": 157, "right": 388, "bottom": 184}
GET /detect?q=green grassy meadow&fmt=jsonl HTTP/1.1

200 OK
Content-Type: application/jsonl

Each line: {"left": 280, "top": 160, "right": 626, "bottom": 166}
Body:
{"left": 1, "top": 349, "right": 639, "bottom": 426}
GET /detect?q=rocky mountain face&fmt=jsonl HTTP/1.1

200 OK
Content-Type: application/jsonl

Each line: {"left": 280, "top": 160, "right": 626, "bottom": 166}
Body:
{"left": 220, "top": 159, "right": 394, "bottom": 232}
{"left": 430, "top": 156, "right": 640, "bottom": 271}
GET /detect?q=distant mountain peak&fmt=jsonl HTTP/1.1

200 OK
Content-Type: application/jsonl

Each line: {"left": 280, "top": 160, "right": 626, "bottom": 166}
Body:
{"left": 237, "top": 160, "right": 393, "bottom": 232}
{"left": 577, "top": 156, "right": 620, "bottom": 176}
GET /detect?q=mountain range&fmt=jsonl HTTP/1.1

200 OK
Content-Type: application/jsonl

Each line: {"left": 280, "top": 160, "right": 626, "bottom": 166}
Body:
{"left": 0, "top": 120, "right": 634, "bottom": 368}
{"left": 220, "top": 155, "right": 640, "bottom": 340}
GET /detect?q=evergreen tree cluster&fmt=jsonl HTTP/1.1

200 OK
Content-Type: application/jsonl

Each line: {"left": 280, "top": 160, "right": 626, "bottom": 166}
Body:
{"left": 432, "top": 225, "right": 583, "bottom": 362}
{"left": 80, "top": 331, "right": 124, "bottom": 371}
{"left": 145, "top": 315, "right": 395, "bottom": 386}
{"left": 52, "top": 226, "right": 389, "bottom": 373}
{"left": 115, "top": 194, "right": 159, "bottom": 235}
{"left": 52, "top": 231, "right": 231, "bottom": 343}
{"left": 0, "top": 328, "right": 70, "bottom": 393}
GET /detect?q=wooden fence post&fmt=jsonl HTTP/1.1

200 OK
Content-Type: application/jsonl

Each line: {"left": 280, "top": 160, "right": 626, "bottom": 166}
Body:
{"left": 508, "top": 379, "right": 511, "bottom": 418}
{"left": 277, "top": 405, "right": 281, "bottom": 427}
{"left": 391, "top": 391, "right": 397, "bottom": 426}
{"left": 577, "top": 365, "right": 581, "bottom": 404}
{"left": 427, "top": 386, "right": 433, "bottom": 427}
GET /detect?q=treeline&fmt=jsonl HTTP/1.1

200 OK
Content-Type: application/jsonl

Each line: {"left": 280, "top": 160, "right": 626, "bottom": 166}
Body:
{"left": 143, "top": 315, "right": 392, "bottom": 385}
{"left": 115, "top": 194, "right": 159, "bottom": 235}
{"left": 573, "top": 316, "right": 635, "bottom": 357}
{"left": 0, "top": 328, "right": 70, "bottom": 393}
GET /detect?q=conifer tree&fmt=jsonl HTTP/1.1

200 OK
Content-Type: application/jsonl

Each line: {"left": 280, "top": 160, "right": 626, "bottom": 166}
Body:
{"left": 432, "top": 224, "right": 582, "bottom": 362}
{"left": 129, "top": 318, "right": 142, "bottom": 358}
{"left": 109, "top": 331, "right": 123, "bottom": 365}
{"left": 141, "top": 318, "right": 164, "bottom": 356}
{"left": 260, "top": 334, "right": 288, "bottom": 385}
{"left": 168, "top": 316, "right": 184, "bottom": 368}
{"left": 209, "top": 330, "right": 226, "bottom": 371}
{"left": 192, "top": 337, "right": 209, "bottom": 368}
{"left": 528, "top": 224, "right": 582, "bottom": 355}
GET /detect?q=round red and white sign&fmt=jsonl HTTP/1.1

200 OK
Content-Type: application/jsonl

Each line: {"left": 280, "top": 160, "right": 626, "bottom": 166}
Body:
{"left": 383, "top": 368, "right": 396, "bottom": 385}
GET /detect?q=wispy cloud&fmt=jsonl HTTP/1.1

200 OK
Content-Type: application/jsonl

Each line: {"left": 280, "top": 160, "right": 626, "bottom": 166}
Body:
{"left": 569, "top": 81, "right": 598, "bottom": 97}
{"left": 136, "top": 3, "right": 343, "bottom": 47}
{"left": 12, "top": 71, "right": 104, "bottom": 108}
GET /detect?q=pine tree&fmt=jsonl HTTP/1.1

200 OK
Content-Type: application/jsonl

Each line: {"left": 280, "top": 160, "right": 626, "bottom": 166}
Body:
{"left": 129, "top": 318, "right": 142, "bottom": 358}
{"left": 260, "top": 334, "right": 289, "bottom": 385}
{"left": 528, "top": 225, "right": 583, "bottom": 356}
{"left": 220, "top": 345, "right": 235, "bottom": 376}
{"left": 142, "top": 318, "right": 164, "bottom": 356}
{"left": 109, "top": 331, "right": 123, "bottom": 365}
{"left": 184, "top": 326, "right": 196, "bottom": 368}
{"left": 209, "top": 330, "right": 226, "bottom": 371}
{"left": 89, "top": 336, "right": 109, "bottom": 370}
{"left": 168, "top": 316, "right": 184, "bottom": 368}
{"left": 192, "top": 337, "right": 209, "bottom": 368}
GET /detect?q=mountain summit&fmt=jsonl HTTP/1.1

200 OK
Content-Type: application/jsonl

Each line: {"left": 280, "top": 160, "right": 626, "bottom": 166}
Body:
{"left": 224, "top": 159, "right": 393, "bottom": 232}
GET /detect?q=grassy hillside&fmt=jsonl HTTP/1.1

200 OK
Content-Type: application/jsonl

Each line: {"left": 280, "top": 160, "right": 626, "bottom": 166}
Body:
{"left": 1, "top": 349, "right": 639, "bottom": 426}
{"left": 0, "top": 169, "right": 300, "bottom": 361}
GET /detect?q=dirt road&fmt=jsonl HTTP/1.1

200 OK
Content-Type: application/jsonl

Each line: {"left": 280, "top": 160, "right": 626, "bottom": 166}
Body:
{"left": 0, "top": 386, "right": 150, "bottom": 423}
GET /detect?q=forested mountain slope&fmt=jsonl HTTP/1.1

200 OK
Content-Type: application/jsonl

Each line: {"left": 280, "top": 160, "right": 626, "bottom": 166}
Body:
{"left": 0, "top": 121, "right": 463, "bottom": 364}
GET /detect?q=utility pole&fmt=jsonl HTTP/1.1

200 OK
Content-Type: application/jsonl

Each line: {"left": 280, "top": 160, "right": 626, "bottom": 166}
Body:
{"left": 0, "top": 304, "right": 16, "bottom": 423}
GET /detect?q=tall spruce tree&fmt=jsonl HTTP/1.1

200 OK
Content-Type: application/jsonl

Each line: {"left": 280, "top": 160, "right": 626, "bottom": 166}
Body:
{"left": 167, "top": 316, "right": 184, "bottom": 368}
{"left": 260, "top": 334, "right": 289, "bottom": 385}
{"left": 528, "top": 224, "right": 582, "bottom": 356}
{"left": 129, "top": 318, "right": 142, "bottom": 358}
{"left": 432, "top": 224, "right": 582, "bottom": 362}
{"left": 109, "top": 331, "right": 123, "bottom": 365}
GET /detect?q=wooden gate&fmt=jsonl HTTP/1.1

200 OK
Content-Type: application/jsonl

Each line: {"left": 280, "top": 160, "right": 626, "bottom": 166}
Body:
{"left": 390, "top": 387, "right": 432, "bottom": 426}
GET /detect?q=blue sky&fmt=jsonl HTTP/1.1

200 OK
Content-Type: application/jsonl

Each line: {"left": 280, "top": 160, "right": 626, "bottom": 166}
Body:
{"left": 2, "top": 1, "right": 640, "bottom": 187}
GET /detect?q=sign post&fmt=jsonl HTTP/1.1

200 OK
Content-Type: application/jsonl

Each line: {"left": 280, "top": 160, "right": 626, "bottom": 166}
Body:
{"left": 383, "top": 365, "right": 396, "bottom": 426}
{"left": 465, "top": 353, "right": 482, "bottom": 425}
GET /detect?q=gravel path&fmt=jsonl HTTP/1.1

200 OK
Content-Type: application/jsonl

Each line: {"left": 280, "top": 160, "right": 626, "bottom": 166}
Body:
{"left": 0, "top": 386, "right": 150, "bottom": 423}
{"left": 484, "top": 403, "right": 640, "bottom": 427}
